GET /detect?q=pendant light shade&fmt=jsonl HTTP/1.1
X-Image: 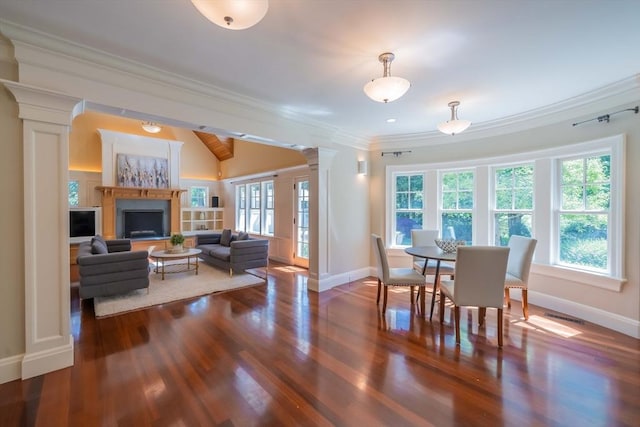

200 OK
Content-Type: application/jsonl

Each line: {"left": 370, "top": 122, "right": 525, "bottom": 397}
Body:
{"left": 364, "top": 52, "right": 410, "bottom": 103}
{"left": 191, "top": 0, "right": 269, "bottom": 30}
{"left": 142, "top": 122, "right": 161, "bottom": 134}
{"left": 437, "top": 101, "right": 471, "bottom": 135}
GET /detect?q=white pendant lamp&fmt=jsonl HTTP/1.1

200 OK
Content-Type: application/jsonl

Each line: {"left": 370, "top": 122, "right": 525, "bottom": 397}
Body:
{"left": 437, "top": 101, "right": 471, "bottom": 135}
{"left": 191, "top": 0, "right": 269, "bottom": 30}
{"left": 364, "top": 52, "right": 411, "bottom": 103}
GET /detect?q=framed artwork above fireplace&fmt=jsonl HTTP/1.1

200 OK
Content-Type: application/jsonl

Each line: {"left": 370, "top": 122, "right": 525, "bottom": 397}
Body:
{"left": 116, "top": 153, "right": 169, "bottom": 189}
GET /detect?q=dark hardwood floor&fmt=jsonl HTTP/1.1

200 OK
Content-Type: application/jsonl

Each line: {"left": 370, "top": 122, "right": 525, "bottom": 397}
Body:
{"left": 1, "top": 262, "right": 639, "bottom": 426}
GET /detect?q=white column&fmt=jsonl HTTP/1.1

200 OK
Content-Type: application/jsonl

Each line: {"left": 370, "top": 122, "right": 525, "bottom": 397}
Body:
{"left": 3, "top": 81, "right": 83, "bottom": 379}
{"left": 303, "top": 147, "right": 336, "bottom": 292}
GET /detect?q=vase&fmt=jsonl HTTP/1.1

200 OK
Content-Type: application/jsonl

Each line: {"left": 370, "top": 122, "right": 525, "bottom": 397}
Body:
{"left": 171, "top": 244, "right": 183, "bottom": 253}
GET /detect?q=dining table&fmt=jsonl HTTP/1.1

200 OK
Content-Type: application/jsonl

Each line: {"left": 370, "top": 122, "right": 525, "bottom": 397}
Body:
{"left": 404, "top": 246, "right": 457, "bottom": 321}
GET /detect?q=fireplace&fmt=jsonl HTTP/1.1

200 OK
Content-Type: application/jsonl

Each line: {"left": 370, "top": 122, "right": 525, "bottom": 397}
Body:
{"left": 123, "top": 210, "right": 165, "bottom": 238}
{"left": 115, "top": 198, "right": 171, "bottom": 239}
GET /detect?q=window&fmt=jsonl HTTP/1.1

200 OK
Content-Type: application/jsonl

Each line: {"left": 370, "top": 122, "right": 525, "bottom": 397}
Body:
{"left": 235, "top": 180, "right": 275, "bottom": 236}
{"left": 236, "top": 185, "right": 246, "bottom": 232}
{"left": 440, "top": 170, "right": 473, "bottom": 244}
{"left": 557, "top": 154, "right": 610, "bottom": 272}
{"left": 68, "top": 180, "right": 79, "bottom": 207}
{"left": 190, "top": 186, "right": 208, "bottom": 207}
{"left": 393, "top": 174, "right": 423, "bottom": 245}
{"left": 493, "top": 164, "right": 534, "bottom": 246}
{"left": 387, "top": 134, "right": 624, "bottom": 288}
{"left": 262, "top": 181, "right": 274, "bottom": 236}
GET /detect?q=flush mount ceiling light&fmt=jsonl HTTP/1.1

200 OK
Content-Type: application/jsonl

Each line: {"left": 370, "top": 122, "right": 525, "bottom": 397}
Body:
{"left": 142, "top": 122, "right": 161, "bottom": 134}
{"left": 191, "top": 0, "right": 269, "bottom": 30}
{"left": 363, "top": 52, "right": 411, "bottom": 103}
{"left": 437, "top": 101, "right": 472, "bottom": 135}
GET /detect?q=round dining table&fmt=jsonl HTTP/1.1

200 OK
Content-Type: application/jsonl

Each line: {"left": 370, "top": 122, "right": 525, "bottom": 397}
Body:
{"left": 404, "top": 246, "right": 457, "bottom": 321}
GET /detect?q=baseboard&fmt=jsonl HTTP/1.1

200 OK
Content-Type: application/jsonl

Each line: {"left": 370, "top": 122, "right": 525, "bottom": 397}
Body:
{"left": 21, "top": 338, "right": 74, "bottom": 380}
{"left": 529, "top": 291, "right": 640, "bottom": 338}
{"left": 314, "top": 267, "right": 372, "bottom": 292}
{"left": 0, "top": 354, "right": 24, "bottom": 384}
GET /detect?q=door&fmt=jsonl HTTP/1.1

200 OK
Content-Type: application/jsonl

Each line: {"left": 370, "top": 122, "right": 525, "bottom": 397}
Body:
{"left": 293, "top": 178, "right": 309, "bottom": 268}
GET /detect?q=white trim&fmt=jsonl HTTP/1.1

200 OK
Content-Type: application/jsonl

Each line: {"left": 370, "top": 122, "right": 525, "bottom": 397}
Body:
{"left": 224, "top": 164, "right": 308, "bottom": 185}
{"left": 313, "top": 267, "right": 372, "bottom": 292}
{"left": 529, "top": 291, "right": 639, "bottom": 338}
{"left": 0, "top": 354, "right": 23, "bottom": 385}
{"left": 21, "top": 339, "right": 74, "bottom": 380}
{"left": 531, "top": 264, "right": 626, "bottom": 292}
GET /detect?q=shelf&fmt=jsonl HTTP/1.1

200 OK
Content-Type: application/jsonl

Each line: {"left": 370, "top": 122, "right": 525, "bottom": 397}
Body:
{"left": 181, "top": 207, "right": 223, "bottom": 233}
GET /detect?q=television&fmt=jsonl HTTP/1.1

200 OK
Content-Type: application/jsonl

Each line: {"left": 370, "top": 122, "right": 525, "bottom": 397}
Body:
{"left": 69, "top": 207, "right": 102, "bottom": 243}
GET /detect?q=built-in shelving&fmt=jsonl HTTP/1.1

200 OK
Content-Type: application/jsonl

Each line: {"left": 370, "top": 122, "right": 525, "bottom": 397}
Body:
{"left": 181, "top": 207, "right": 223, "bottom": 234}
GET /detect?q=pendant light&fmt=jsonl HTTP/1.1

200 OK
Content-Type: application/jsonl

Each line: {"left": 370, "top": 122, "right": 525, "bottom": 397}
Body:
{"left": 191, "top": 0, "right": 269, "bottom": 30}
{"left": 363, "top": 52, "right": 411, "bottom": 103}
{"left": 437, "top": 101, "right": 471, "bottom": 135}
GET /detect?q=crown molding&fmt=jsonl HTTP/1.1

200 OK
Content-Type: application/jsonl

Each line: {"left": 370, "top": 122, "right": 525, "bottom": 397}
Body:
{"left": 372, "top": 74, "right": 640, "bottom": 151}
{"left": 0, "top": 19, "right": 368, "bottom": 151}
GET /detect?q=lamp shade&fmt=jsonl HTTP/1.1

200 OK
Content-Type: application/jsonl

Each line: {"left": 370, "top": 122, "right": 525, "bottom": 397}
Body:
{"left": 364, "top": 76, "right": 411, "bottom": 103}
{"left": 142, "top": 122, "right": 161, "bottom": 133}
{"left": 437, "top": 101, "right": 471, "bottom": 135}
{"left": 191, "top": 0, "right": 269, "bottom": 30}
{"left": 364, "top": 52, "right": 410, "bottom": 103}
{"left": 437, "top": 119, "right": 471, "bottom": 135}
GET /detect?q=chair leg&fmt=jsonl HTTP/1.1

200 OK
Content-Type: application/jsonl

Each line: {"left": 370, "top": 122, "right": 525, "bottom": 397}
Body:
{"left": 376, "top": 278, "right": 381, "bottom": 305}
{"left": 522, "top": 289, "right": 529, "bottom": 320}
{"left": 382, "top": 286, "right": 388, "bottom": 314}
{"left": 505, "top": 288, "right": 511, "bottom": 308}
{"left": 498, "top": 308, "right": 504, "bottom": 347}
{"left": 410, "top": 286, "right": 415, "bottom": 304}
{"left": 419, "top": 287, "right": 426, "bottom": 315}
{"left": 439, "top": 291, "right": 445, "bottom": 324}
{"left": 479, "top": 307, "right": 486, "bottom": 326}
{"left": 454, "top": 306, "right": 461, "bottom": 345}
{"left": 429, "top": 278, "right": 439, "bottom": 321}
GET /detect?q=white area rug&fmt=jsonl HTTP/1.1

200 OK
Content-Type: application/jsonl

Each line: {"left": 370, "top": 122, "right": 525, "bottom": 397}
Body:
{"left": 93, "top": 261, "right": 265, "bottom": 318}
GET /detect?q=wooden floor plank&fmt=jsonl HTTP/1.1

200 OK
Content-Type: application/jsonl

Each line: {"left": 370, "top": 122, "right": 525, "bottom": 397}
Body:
{"left": 1, "top": 262, "right": 638, "bottom": 426}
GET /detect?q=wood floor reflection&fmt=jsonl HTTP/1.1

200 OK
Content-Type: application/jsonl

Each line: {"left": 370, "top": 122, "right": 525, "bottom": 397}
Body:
{"left": 1, "top": 262, "right": 638, "bottom": 426}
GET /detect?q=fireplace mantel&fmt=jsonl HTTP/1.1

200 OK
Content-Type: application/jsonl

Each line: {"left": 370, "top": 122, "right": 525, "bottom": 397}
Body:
{"left": 97, "top": 186, "right": 186, "bottom": 239}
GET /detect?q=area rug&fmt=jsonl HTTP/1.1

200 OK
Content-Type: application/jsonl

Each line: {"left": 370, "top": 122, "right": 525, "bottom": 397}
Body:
{"left": 93, "top": 262, "right": 265, "bottom": 318}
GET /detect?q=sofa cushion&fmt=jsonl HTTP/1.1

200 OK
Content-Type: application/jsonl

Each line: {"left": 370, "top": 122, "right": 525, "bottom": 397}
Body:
{"left": 207, "top": 245, "right": 232, "bottom": 262}
{"left": 91, "top": 239, "right": 108, "bottom": 254}
{"left": 237, "top": 231, "right": 249, "bottom": 241}
{"left": 220, "top": 229, "right": 232, "bottom": 247}
{"left": 92, "top": 234, "right": 106, "bottom": 246}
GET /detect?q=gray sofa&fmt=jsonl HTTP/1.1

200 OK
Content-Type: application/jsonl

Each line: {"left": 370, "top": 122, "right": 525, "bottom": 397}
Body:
{"left": 195, "top": 231, "right": 269, "bottom": 275}
{"left": 76, "top": 236, "right": 150, "bottom": 299}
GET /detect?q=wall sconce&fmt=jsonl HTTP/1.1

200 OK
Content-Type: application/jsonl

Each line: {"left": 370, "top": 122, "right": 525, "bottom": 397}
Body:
{"left": 357, "top": 160, "right": 368, "bottom": 175}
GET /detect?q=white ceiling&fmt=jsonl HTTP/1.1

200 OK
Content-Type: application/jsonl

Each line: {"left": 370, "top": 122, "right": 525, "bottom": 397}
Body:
{"left": 1, "top": 0, "right": 639, "bottom": 140}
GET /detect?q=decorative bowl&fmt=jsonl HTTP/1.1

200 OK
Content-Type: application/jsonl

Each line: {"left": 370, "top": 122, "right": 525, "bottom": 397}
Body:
{"left": 434, "top": 239, "right": 465, "bottom": 253}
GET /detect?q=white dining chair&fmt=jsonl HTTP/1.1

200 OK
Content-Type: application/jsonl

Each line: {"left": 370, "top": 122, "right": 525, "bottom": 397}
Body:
{"left": 372, "top": 234, "right": 427, "bottom": 314}
{"left": 439, "top": 246, "right": 510, "bottom": 347}
{"left": 504, "top": 235, "right": 537, "bottom": 320}
{"left": 410, "top": 229, "right": 455, "bottom": 275}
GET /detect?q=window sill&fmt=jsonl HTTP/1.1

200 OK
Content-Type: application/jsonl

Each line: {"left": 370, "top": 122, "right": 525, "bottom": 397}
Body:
{"left": 530, "top": 264, "right": 626, "bottom": 292}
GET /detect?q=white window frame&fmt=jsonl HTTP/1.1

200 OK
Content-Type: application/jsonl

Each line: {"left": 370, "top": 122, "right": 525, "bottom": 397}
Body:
{"left": 391, "top": 172, "right": 425, "bottom": 246}
{"left": 490, "top": 162, "right": 535, "bottom": 246}
{"left": 438, "top": 169, "right": 475, "bottom": 244}
{"left": 189, "top": 186, "right": 209, "bottom": 208}
{"left": 262, "top": 180, "right": 274, "bottom": 236}
{"left": 386, "top": 134, "right": 625, "bottom": 292}
{"left": 235, "top": 185, "right": 246, "bottom": 232}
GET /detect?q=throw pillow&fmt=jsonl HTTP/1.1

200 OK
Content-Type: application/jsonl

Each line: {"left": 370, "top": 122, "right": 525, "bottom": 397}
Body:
{"left": 92, "top": 234, "right": 106, "bottom": 247}
{"left": 220, "top": 229, "right": 232, "bottom": 247}
{"left": 91, "top": 239, "right": 108, "bottom": 254}
{"left": 237, "top": 231, "right": 249, "bottom": 241}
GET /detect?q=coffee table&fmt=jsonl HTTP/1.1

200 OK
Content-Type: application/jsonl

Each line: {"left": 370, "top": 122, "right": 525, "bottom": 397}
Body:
{"left": 150, "top": 248, "right": 202, "bottom": 280}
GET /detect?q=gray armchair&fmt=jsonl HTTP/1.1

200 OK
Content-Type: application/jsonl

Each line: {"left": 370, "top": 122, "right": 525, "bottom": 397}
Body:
{"left": 76, "top": 236, "right": 149, "bottom": 299}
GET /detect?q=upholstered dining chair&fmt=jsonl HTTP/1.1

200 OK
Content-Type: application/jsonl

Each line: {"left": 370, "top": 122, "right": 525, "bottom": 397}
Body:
{"left": 372, "top": 234, "right": 427, "bottom": 314}
{"left": 504, "top": 235, "right": 537, "bottom": 320}
{"left": 439, "top": 246, "right": 510, "bottom": 347}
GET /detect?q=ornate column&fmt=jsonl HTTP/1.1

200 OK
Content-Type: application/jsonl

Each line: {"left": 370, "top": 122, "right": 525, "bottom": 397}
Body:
{"left": 3, "top": 81, "right": 83, "bottom": 379}
{"left": 303, "top": 147, "right": 337, "bottom": 292}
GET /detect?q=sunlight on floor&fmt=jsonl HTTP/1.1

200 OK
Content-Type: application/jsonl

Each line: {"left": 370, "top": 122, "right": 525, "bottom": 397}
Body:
{"left": 273, "top": 265, "right": 307, "bottom": 273}
{"left": 512, "top": 314, "right": 582, "bottom": 338}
